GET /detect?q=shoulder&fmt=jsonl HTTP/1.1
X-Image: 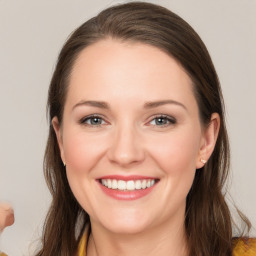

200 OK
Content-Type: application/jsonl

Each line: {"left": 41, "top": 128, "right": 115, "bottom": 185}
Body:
{"left": 232, "top": 237, "right": 256, "bottom": 256}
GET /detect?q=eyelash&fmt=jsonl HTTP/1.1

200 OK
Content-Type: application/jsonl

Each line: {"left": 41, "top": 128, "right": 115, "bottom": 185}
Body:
{"left": 149, "top": 114, "right": 176, "bottom": 127}
{"left": 79, "top": 114, "right": 107, "bottom": 127}
{"left": 79, "top": 114, "right": 176, "bottom": 128}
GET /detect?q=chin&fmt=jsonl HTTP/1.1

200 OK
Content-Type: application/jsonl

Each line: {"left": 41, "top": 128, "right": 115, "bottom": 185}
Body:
{"left": 104, "top": 220, "right": 150, "bottom": 235}
{"left": 96, "top": 208, "right": 153, "bottom": 235}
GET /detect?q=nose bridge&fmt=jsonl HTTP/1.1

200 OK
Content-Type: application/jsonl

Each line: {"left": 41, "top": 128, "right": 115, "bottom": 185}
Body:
{"left": 107, "top": 119, "right": 145, "bottom": 166}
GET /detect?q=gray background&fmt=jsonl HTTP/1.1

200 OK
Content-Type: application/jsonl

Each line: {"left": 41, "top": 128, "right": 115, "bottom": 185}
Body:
{"left": 0, "top": 0, "right": 255, "bottom": 255}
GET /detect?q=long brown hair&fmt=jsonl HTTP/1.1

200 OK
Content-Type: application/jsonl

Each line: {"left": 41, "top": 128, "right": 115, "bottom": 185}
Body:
{"left": 36, "top": 2, "right": 251, "bottom": 255}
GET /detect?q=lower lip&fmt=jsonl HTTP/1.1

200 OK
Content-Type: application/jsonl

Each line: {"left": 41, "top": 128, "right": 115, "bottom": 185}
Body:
{"left": 98, "top": 182, "right": 158, "bottom": 201}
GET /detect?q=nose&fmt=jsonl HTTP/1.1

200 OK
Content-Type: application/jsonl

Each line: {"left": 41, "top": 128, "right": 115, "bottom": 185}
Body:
{"left": 107, "top": 124, "right": 145, "bottom": 167}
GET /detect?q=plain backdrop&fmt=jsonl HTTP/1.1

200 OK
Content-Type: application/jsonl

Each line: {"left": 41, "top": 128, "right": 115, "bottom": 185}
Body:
{"left": 0, "top": 0, "right": 255, "bottom": 255}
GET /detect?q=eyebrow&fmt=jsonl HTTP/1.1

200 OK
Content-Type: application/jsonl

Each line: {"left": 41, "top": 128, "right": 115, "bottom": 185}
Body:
{"left": 72, "top": 100, "right": 110, "bottom": 110}
{"left": 72, "top": 99, "right": 187, "bottom": 111}
{"left": 143, "top": 100, "right": 187, "bottom": 111}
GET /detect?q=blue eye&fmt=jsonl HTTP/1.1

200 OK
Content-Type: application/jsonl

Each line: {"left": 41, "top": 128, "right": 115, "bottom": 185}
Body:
{"left": 80, "top": 115, "right": 106, "bottom": 126}
{"left": 150, "top": 115, "right": 176, "bottom": 126}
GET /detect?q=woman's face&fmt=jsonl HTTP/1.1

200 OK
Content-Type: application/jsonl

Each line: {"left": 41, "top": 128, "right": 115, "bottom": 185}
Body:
{"left": 53, "top": 39, "right": 216, "bottom": 234}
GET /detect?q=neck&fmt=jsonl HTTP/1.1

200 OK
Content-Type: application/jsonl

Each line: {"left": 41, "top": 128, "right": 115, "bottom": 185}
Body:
{"left": 87, "top": 217, "right": 188, "bottom": 256}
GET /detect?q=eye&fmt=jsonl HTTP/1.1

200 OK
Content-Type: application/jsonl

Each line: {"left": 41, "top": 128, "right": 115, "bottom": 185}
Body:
{"left": 149, "top": 115, "right": 176, "bottom": 127}
{"left": 80, "top": 115, "right": 107, "bottom": 127}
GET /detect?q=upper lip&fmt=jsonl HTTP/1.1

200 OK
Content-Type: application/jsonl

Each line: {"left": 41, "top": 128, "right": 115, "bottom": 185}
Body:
{"left": 97, "top": 175, "right": 159, "bottom": 181}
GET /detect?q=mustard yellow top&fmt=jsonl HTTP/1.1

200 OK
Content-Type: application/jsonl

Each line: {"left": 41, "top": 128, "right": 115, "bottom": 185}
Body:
{"left": 233, "top": 238, "right": 256, "bottom": 256}
{"left": 77, "top": 228, "right": 256, "bottom": 256}
{"left": 77, "top": 227, "right": 87, "bottom": 256}
{"left": 1, "top": 232, "right": 255, "bottom": 256}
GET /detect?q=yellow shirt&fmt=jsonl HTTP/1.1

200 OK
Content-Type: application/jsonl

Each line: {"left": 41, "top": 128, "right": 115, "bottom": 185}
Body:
{"left": 233, "top": 237, "right": 256, "bottom": 256}
{"left": 1, "top": 232, "right": 255, "bottom": 255}
{"left": 78, "top": 231, "right": 256, "bottom": 256}
{"left": 78, "top": 228, "right": 87, "bottom": 256}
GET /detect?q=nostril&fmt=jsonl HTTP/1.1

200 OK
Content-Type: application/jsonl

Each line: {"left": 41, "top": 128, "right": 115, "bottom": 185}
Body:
{"left": 107, "top": 148, "right": 145, "bottom": 166}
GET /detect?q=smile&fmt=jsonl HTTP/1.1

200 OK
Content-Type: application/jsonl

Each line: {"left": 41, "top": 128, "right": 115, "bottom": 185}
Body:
{"left": 97, "top": 175, "right": 159, "bottom": 200}
{"left": 100, "top": 179, "right": 156, "bottom": 191}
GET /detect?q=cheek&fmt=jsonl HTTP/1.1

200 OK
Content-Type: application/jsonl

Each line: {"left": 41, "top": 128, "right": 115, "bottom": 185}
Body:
{"left": 148, "top": 129, "right": 201, "bottom": 200}
{"left": 63, "top": 129, "right": 106, "bottom": 175}
{"left": 149, "top": 130, "right": 201, "bottom": 175}
{"left": 149, "top": 131, "right": 200, "bottom": 210}
{"left": 62, "top": 130, "right": 105, "bottom": 214}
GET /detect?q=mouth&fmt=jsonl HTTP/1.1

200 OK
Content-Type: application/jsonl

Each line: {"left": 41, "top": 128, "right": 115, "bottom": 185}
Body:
{"left": 99, "top": 178, "right": 157, "bottom": 191}
{"left": 97, "top": 175, "right": 159, "bottom": 200}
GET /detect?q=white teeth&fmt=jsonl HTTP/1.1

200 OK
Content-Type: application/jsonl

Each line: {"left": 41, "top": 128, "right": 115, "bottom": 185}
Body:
{"left": 117, "top": 180, "right": 126, "bottom": 190}
{"left": 141, "top": 180, "right": 147, "bottom": 189}
{"left": 112, "top": 179, "right": 118, "bottom": 189}
{"left": 107, "top": 179, "right": 112, "bottom": 189}
{"left": 135, "top": 180, "right": 142, "bottom": 189}
{"left": 126, "top": 181, "right": 135, "bottom": 190}
{"left": 101, "top": 179, "right": 157, "bottom": 191}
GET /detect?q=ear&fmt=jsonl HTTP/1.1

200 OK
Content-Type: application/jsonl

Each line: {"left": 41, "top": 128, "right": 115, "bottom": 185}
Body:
{"left": 196, "top": 113, "right": 220, "bottom": 169}
{"left": 52, "top": 116, "right": 66, "bottom": 165}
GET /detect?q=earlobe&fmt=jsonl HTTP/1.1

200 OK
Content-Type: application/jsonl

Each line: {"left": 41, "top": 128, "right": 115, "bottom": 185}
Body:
{"left": 196, "top": 113, "right": 220, "bottom": 169}
{"left": 52, "top": 116, "right": 66, "bottom": 165}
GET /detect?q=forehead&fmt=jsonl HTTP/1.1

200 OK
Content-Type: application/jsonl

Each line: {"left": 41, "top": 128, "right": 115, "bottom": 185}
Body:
{"left": 67, "top": 39, "right": 197, "bottom": 110}
{"left": 71, "top": 39, "right": 191, "bottom": 82}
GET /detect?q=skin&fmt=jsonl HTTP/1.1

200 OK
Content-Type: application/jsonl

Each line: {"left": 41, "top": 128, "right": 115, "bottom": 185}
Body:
{"left": 53, "top": 39, "right": 220, "bottom": 256}
{"left": 0, "top": 203, "right": 14, "bottom": 233}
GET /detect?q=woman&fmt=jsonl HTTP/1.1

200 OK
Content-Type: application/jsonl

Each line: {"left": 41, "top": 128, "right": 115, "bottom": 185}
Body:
{"left": 36, "top": 2, "right": 255, "bottom": 256}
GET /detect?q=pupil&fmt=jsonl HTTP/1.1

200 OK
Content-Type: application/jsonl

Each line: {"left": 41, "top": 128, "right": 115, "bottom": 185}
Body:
{"left": 92, "top": 118, "right": 100, "bottom": 124}
{"left": 157, "top": 118, "right": 166, "bottom": 125}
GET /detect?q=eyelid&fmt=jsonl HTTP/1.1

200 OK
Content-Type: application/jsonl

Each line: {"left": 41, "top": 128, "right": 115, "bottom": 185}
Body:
{"left": 147, "top": 114, "right": 176, "bottom": 127}
{"left": 79, "top": 114, "right": 107, "bottom": 126}
{"left": 78, "top": 113, "right": 176, "bottom": 127}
